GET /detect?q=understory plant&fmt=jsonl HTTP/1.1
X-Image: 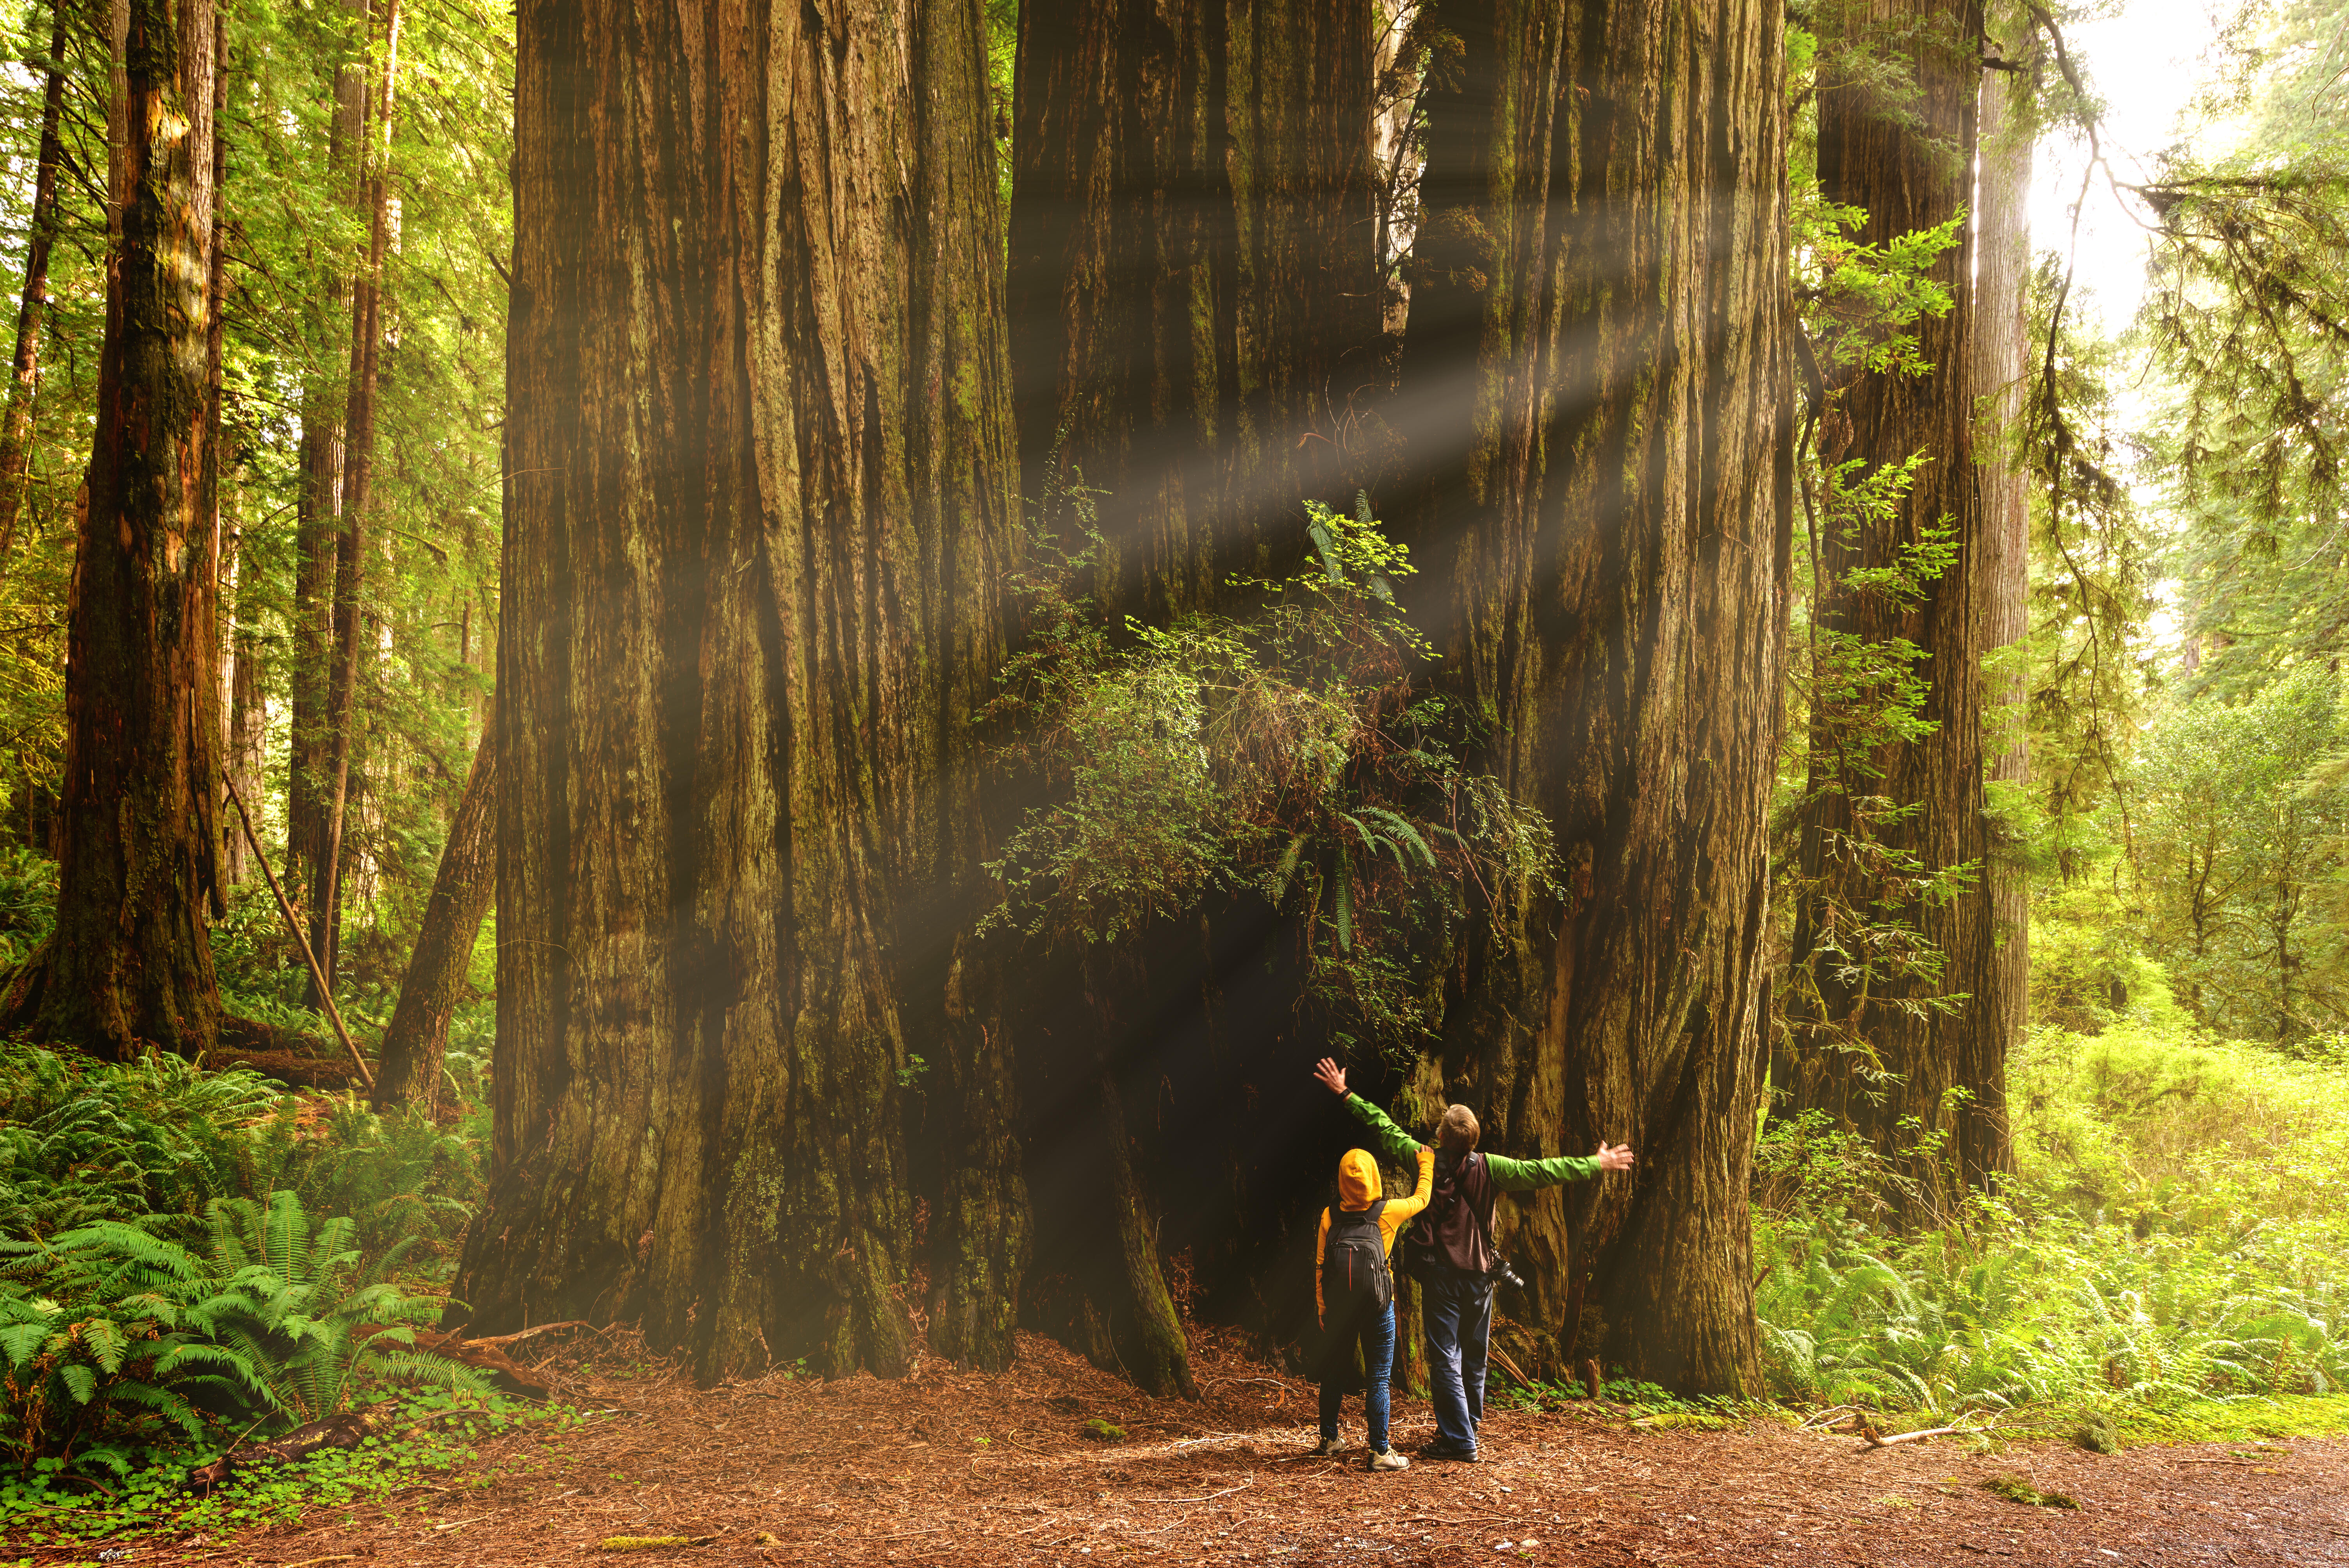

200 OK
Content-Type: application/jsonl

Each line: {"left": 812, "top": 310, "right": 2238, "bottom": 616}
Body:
{"left": 0, "top": 1190, "right": 482, "bottom": 1482}
{"left": 1754, "top": 1025, "right": 2349, "bottom": 1418}
{"left": 983, "top": 492, "right": 1559, "bottom": 1054}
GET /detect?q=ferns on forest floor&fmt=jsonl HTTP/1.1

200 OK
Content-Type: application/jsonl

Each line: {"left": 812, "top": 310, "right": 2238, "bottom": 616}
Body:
{"left": 1755, "top": 1026, "right": 2349, "bottom": 1422}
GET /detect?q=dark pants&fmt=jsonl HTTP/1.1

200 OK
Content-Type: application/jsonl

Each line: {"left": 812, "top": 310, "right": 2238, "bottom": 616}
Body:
{"left": 1317, "top": 1301, "right": 1397, "bottom": 1451}
{"left": 1423, "top": 1269, "right": 1494, "bottom": 1451}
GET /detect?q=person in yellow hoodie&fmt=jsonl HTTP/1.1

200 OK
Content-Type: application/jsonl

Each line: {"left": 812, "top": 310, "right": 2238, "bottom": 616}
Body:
{"left": 1311, "top": 1101, "right": 1433, "bottom": 1470}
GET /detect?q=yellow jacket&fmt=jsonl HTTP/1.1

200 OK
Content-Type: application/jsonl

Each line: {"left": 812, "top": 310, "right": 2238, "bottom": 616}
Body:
{"left": 1315, "top": 1143, "right": 1434, "bottom": 1326}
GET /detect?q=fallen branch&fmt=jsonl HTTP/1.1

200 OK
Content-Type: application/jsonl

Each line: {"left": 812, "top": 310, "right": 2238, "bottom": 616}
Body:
{"left": 1861, "top": 1423, "right": 1985, "bottom": 1449}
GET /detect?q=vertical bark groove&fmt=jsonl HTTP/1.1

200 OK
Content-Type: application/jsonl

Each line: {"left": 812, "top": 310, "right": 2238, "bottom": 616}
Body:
{"left": 460, "top": 0, "right": 1017, "bottom": 1381}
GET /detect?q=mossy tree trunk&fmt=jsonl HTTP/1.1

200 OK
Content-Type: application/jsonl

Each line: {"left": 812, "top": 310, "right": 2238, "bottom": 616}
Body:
{"left": 1394, "top": 0, "right": 1791, "bottom": 1397}
{"left": 1781, "top": 0, "right": 2008, "bottom": 1202}
{"left": 0, "top": 0, "right": 221, "bottom": 1060}
{"left": 372, "top": 723, "right": 493, "bottom": 1114}
{"left": 456, "top": 0, "right": 1018, "bottom": 1381}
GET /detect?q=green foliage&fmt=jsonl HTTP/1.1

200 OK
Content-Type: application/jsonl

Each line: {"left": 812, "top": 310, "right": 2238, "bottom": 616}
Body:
{"left": 0, "top": 1042, "right": 481, "bottom": 1275}
{"left": 0, "top": 1387, "right": 564, "bottom": 1546}
{"left": 0, "top": 1191, "right": 482, "bottom": 1484}
{"left": 1776, "top": 455, "right": 1979, "bottom": 1079}
{"left": 1756, "top": 1026, "right": 2349, "bottom": 1418}
{"left": 985, "top": 493, "right": 1559, "bottom": 1053}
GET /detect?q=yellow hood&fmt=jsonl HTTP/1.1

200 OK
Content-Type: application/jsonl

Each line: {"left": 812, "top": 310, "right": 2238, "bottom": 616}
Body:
{"left": 1336, "top": 1147, "right": 1383, "bottom": 1210}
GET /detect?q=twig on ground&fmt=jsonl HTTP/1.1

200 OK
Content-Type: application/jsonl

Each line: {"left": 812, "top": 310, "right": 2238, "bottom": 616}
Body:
{"left": 1861, "top": 1424, "right": 1985, "bottom": 1449}
{"left": 1137, "top": 1482, "right": 1253, "bottom": 1504}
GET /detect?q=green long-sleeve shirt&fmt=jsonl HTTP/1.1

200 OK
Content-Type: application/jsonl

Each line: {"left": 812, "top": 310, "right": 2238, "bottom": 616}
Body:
{"left": 1344, "top": 1093, "right": 1601, "bottom": 1189}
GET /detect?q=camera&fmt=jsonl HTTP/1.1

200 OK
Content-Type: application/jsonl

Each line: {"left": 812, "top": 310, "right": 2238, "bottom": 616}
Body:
{"left": 1486, "top": 1256, "right": 1527, "bottom": 1294}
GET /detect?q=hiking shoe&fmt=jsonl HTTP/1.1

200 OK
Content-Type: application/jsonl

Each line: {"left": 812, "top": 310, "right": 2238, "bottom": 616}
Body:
{"left": 1368, "top": 1447, "right": 1410, "bottom": 1473}
{"left": 1415, "top": 1438, "right": 1479, "bottom": 1463}
{"left": 1308, "top": 1437, "right": 1339, "bottom": 1458}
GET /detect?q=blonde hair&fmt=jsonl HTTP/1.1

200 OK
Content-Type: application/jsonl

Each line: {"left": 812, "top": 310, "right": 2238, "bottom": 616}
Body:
{"left": 1437, "top": 1104, "right": 1480, "bottom": 1153}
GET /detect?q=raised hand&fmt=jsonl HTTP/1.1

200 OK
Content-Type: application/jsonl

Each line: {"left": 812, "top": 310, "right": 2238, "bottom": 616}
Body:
{"left": 1593, "top": 1141, "right": 1635, "bottom": 1174}
{"left": 1311, "top": 1056, "right": 1348, "bottom": 1097}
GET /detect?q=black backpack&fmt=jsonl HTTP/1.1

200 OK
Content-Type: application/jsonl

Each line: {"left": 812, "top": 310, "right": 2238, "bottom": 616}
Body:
{"left": 1400, "top": 1151, "right": 1489, "bottom": 1283}
{"left": 1321, "top": 1197, "right": 1393, "bottom": 1320}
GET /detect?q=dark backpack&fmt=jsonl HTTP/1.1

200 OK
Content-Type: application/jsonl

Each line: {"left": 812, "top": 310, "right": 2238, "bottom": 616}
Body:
{"left": 1321, "top": 1198, "right": 1392, "bottom": 1321}
{"left": 1400, "top": 1151, "right": 1491, "bottom": 1282}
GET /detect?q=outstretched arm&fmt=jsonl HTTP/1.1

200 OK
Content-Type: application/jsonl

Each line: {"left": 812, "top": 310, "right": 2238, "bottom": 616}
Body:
{"left": 1487, "top": 1141, "right": 1634, "bottom": 1191}
{"left": 1310, "top": 1057, "right": 1423, "bottom": 1164}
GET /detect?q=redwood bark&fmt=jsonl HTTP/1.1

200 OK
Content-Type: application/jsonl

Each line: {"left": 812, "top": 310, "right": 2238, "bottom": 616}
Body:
{"left": 1782, "top": 0, "right": 2006, "bottom": 1200}
{"left": 0, "top": 0, "right": 70, "bottom": 565}
{"left": 308, "top": 0, "right": 399, "bottom": 1003}
{"left": 1393, "top": 0, "right": 1791, "bottom": 1396}
{"left": 1003, "top": 0, "right": 1385, "bottom": 1392}
{"left": 1973, "top": 51, "right": 2031, "bottom": 1153}
{"left": 457, "top": 0, "right": 1017, "bottom": 1380}
{"left": 372, "top": 725, "right": 494, "bottom": 1112}
{"left": 1007, "top": 0, "right": 1383, "bottom": 619}
{"left": 0, "top": 0, "right": 221, "bottom": 1060}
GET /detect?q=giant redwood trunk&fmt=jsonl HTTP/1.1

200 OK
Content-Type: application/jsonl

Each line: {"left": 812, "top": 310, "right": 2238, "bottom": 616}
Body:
{"left": 1393, "top": 0, "right": 1790, "bottom": 1397}
{"left": 1782, "top": 0, "right": 2005, "bottom": 1201}
{"left": 1003, "top": 0, "right": 1386, "bottom": 1394}
{"left": 455, "top": 0, "right": 1018, "bottom": 1380}
{"left": 1972, "top": 49, "right": 2031, "bottom": 1161}
{"left": 1008, "top": 0, "right": 1384, "bottom": 620}
{"left": 0, "top": 0, "right": 220, "bottom": 1060}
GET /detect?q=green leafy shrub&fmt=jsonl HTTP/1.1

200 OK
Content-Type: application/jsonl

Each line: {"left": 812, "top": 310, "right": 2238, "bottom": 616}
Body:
{"left": 0, "top": 848, "right": 54, "bottom": 974}
{"left": 984, "top": 494, "right": 1559, "bottom": 1053}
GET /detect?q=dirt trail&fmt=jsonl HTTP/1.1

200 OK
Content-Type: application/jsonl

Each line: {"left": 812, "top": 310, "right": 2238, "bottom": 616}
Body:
{"left": 50, "top": 1332, "right": 2349, "bottom": 1566}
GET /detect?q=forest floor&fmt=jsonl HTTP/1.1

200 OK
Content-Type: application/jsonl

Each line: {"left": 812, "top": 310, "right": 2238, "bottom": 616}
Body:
{"left": 34, "top": 1330, "right": 2349, "bottom": 1568}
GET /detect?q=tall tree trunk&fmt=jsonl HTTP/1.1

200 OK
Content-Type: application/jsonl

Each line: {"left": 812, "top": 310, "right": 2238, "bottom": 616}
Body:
{"left": 1782, "top": 0, "right": 2003, "bottom": 1203}
{"left": 1973, "top": 44, "right": 2030, "bottom": 1171}
{"left": 308, "top": 0, "right": 399, "bottom": 1004}
{"left": 1393, "top": 0, "right": 1790, "bottom": 1396}
{"left": 0, "top": 0, "right": 221, "bottom": 1060}
{"left": 0, "top": 0, "right": 70, "bottom": 565}
{"left": 284, "top": 0, "right": 369, "bottom": 944}
{"left": 1008, "top": 0, "right": 1383, "bottom": 620}
{"left": 456, "top": 0, "right": 1018, "bottom": 1381}
{"left": 372, "top": 723, "right": 493, "bottom": 1112}
{"left": 1003, "top": 0, "right": 1384, "bottom": 1389}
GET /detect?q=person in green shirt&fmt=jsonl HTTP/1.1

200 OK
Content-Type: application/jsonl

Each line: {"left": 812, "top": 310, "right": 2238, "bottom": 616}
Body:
{"left": 1310, "top": 1057, "right": 1634, "bottom": 1462}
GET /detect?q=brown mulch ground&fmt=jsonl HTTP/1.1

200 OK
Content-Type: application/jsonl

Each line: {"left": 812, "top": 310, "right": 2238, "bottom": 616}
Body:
{"left": 45, "top": 1331, "right": 2349, "bottom": 1566}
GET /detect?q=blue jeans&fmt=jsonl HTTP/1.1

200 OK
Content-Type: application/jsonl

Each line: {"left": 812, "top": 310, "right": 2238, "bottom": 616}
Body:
{"left": 1318, "top": 1301, "right": 1396, "bottom": 1451}
{"left": 1423, "top": 1269, "right": 1494, "bottom": 1451}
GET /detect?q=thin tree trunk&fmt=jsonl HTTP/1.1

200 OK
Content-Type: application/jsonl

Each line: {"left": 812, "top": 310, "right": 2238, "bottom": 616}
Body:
{"left": 1783, "top": 0, "right": 2002, "bottom": 1204}
{"left": 372, "top": 723, "right": 494, "bottom": 1112}
{"left": 284, "top": 0, "right": 368, "bottom": 943}
{"left": 1393, "top": 0, "right": 1790, "bottom": 1397}
{"left": 308, "top": 0, "right": 399, "bottom": 1004}
{"left": 0, "top": 0, "right": 221, "bottom": 1060}
{"left": 0, "top": 0, "right": 70, "bottom": 565}
{"left": 1093, "top": 1071, "right": 1196, "bottom": 1398}
{"left": 456, "top": 0, "right": 1017, "bottom": 1381}
{"left": 1973, "top": 48, "right": 2031, "bottom": 1174}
